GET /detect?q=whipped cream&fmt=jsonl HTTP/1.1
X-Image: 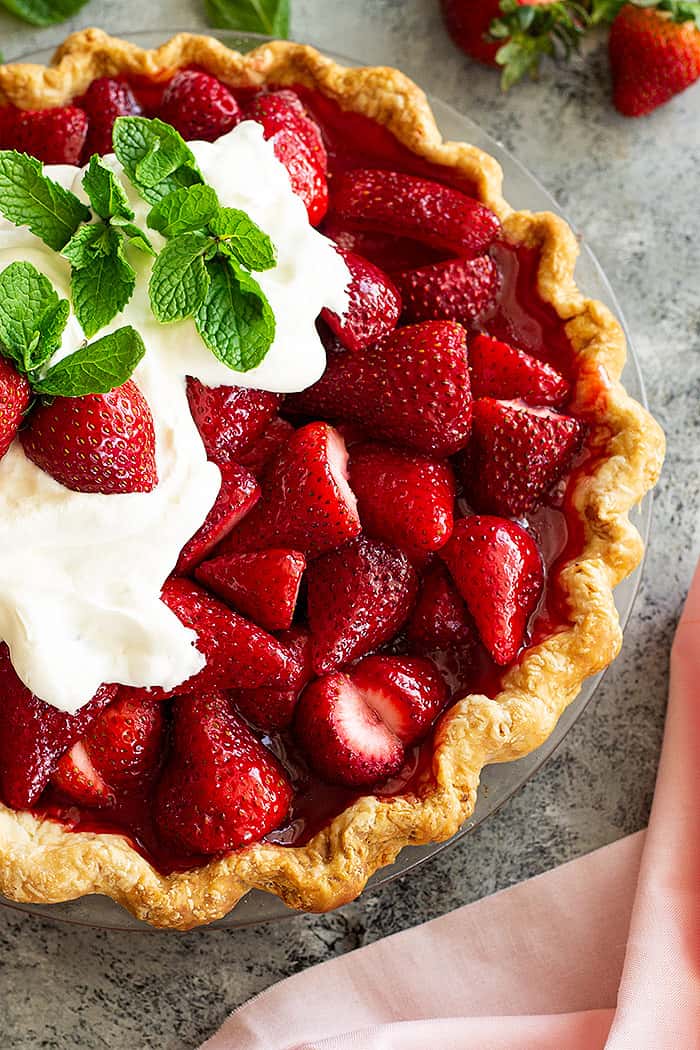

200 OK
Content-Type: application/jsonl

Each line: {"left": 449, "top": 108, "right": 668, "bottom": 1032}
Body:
{"left": 0, "top": 122, "right": 349, "bottom": 713}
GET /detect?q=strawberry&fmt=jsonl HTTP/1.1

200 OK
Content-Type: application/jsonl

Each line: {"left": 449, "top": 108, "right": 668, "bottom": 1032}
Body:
{"left": 122, "top": 578, "right": 300, "bottom": 700}
{"left": 609, "top": 3, "right": 700, "bottom": 117}
{"left": 246, "top": 90, "right": 328, "bottom": 225}
{"left": 0, "top": 645, "right": 116, "bottom": 809}
{"left": 80, "top": 693, "right": 164, "bottom": 787}
{"left": 20, "top": 380, "right": 158, "bottom": 495}
{"left": 231, "top": 626, "right": 312, "bottom": 732}
{"left": 321, "top": 248, "right": 402, "bottom": 352}
{"left": 460, "top": 398, "right": 584, "bottom": 516}
{"left": 330, "top": 169, "right": 500, "bottom": 256}
{"left": 157, "top": 70, "right": 241, "bottom": 142}
{"left": 306, "top": 536, "right": 418, "bottom": 674}
{"left": 196, "top": 548, "right": 306, "bottom": 632}
{"left": 287, "top": 321, "right": 472, "bottom": 457}
{"left": 0, "top": 105, "right": 88, "bottom": 165}
{"left": 52, "top": 741, "right": 114, "bottom": 808}
{"left": 440, "top": 515, "right": 543, "bottom": 664}
{"left": 155, "top": 691, "right": 292, "bottom": 853}
{"left": 351, "top": 654, "right": 449, "bottom": 746}
{"left": 348, "top": 442, "right": 456, "bottom": 554}
{"left": 406, "top": 561, "right": 476, "bottom": 652}
{"left": 0, "top": 359, "right": 30, "bottom": 461}
{"left": 175, "top": 461, "right": 260, "bottom": 574}
{"left": 76, "top": 77, "right": 142, "bottom": 158}
{"left": 394, "top": 256, "right": 501, "bottom": 326}
{"left": 468, "top": 333, "right": 570, "bottom": 406}
{"left": 186, "top": 377, "right": 280, "bottom": 466}
{"left": 322, "top": 219, "right": 447, "bottom": 273}
{"left": 217, "top": 422, "right": 360, "bottom": 559}
{"left": 236, "top": 416, "right": 295, "bottom": 478}
{"left": 293, "top": 672, "right": 405, "bottom": 787}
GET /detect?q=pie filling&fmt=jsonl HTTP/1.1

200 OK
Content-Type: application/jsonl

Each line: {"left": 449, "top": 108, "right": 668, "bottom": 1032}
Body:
{"left": 0, "top": 70, "right": 597, "bottom": 875}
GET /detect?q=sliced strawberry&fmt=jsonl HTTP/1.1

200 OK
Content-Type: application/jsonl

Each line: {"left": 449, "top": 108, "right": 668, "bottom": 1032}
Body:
{"left": 440, "top": 515, "right": 543, "bottom": 665}
{"left": 82, "top": 693, "right": 164, "bottom": 787}
{"left": 157, "top": 70, "right": 241, "bottom": 142}
{"left": 322, "top": 219, "right": 448, "bottom": 273}
{"left": 218, "top": 422, "right": 360, "bottom": 559}
{"left": 231, "top": 626, "right": 312, "bottom": 732}
{"left": 330, "top": 169, "right": 500, "bottom": 256}
{"left": 246, "top": 90, "right": 328, "bottom": 225}
{"left": 51, "top": 741, "right": 114, "bottom": 808}
{"left": 196, "top": 548, "right": 306, "bottom": 632}
{"left": 0, "top": 645, "right": 117, "bottom": 809}
{"left": 155, "top": 691, "right": 292, "bottom": 853}
{"left": 468, "top": 334, "right": 570, "bottom": 407}
{"left": 236, "top": 416, "right": 295, "bottom": 478}
{"left": 350, "top": 654, "right": 449, "bottom": 746}
{"left": 287, "top": 321, "right": 472, "bottom": 457}
{"left": 307, "top": 536, "right": 418, "bottom": 674}
{"left": 348, "top": 442, "right": 456, "bottom": 554}
{"left": 460, "top": 398, "right": 585, "bottom": 516}
{"left": 406, "top": 562, "right": 476, "bottom": 652}
{"left": 175, "top": 461, "right": 260, "bottom": 574}
{"left": 294, "top": 673, "right": 405, "bottom": 787}
{"left": 394, "top": 256, "right": 500, "bottom": 326}
{"left": 186, "top": 377, "right": 280, "bottom": 466}
{"left": 0, "top": 105, "right": 88, "bottom": 165}
{"left": 0, "top": 359, "right": 30, "bottom": 460}
{"left": 321, "top": 248, "right": 401, "bottom": 352}
{"left": 76, "top": 77, "right": 142, "bottom": 158}
{"left": 21, "top": 380, "right": 158, "bottom": 495}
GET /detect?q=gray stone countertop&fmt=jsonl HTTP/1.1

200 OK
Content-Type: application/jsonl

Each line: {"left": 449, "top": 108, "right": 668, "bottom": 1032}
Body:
{"left": 1, "top": 2, "right": 698, "bottom": 1047}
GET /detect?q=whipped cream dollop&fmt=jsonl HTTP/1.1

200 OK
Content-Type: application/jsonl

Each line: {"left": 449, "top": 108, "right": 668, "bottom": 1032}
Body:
{"left": 0, "top": 122, "right": 349, "bottom": 713}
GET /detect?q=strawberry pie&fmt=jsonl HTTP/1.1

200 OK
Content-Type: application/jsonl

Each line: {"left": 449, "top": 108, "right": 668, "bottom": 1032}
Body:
{"left": 0, "top": 30, "right": 664, "bottom": 928}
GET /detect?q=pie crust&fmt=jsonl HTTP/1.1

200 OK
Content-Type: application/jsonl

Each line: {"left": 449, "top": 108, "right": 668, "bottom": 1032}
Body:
{"left": 0, "top": 30, "right": 664, "bottom": 929}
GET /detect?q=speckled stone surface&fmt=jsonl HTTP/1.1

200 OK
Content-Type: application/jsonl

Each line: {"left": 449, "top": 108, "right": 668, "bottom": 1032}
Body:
{"left": 0, "top": 2, "right": 698, "bottom": 1047}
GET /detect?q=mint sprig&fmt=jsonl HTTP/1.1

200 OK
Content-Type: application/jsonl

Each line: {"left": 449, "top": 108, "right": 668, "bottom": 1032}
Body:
{"left": 32, "top": 326, "right": 146, "bottom": 397}
{"left": 0, "top": 0, "right": 90, "bottom": 27}
{"left": 149, "top": 232, "right": 213, "bottom": 324}
{"left": 112, "top": 117, "right": 204, "bottom": 206}
{"left": 196, "top": 257, "right": 275, "bottom": 372}
{"left": 0, "top": 151, "right": 89, "bottom": 251}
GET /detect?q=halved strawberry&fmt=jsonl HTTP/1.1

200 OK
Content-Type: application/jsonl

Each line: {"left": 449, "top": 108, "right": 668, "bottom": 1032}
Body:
{"left": 348, "top": 442, "right": 456, "bottom": 554}
{"left": 21, "top": 380, "right": 158, "bottom": 495}
{"left": 394, "top": 256, "right": 500, "bottom": 326}
{"left": 440, "top": 515, "right": 543, "bottom": 665}
{"left": 468, "top": 334, "right": 570, "bottom": 406}
{"left": 236, "top": 416, "right": 295, "bottom": 478}
{"left": 82, "top": 693, "right": 164, "bottom": 787}
{"left": 322, "top": 219, "right": 448, "bottom": 273}
{"left": 175, "top": 461, "right": 260, "bottom": 574}
{"left": 460, "top": 398, "right": 585, "bottom": 516}
{"left": 330, "top": 169, "right": 500, "bottom": 256}
{"left": 231, "top": 626, "right": 312, "bottom": 732}
{"left": 0, "top": 359, "right": 30, "bottom": 461}
{"left": 0, "top": 645, "right": 117, "bottom": 809}
{"left": 196, "top": 548, "right": 306, "bottom": 632}
{"left": 186, "top": 377, "right": 280, "bottom": 466}
{"left": 52, "top": 741, "right": 114, "bottom": 808}
{"left": 287, "top": 321, "right": 472, "bottom": 457}
{"left": 307, "top": 536, "right": 418, "bottom": 674}
{"left": 76, "top": 77, "right": 142, "bottom": 158}
{"left": 294, "top": 673, "right": 405, "bottom": 787}
{"left": 217, "top": 422, "right": 360, "bottom": 559}
{"left": 246, "top": 90, "right": 328, "bottom": 225}
{"left": 321, "top": 248, "right": 401, "bottom": 352}
{"left": 406, "top": 561, "right": 476, "bottom": 652}
{"left": 157, "top": 70, "right": 241, "bottom": 142}
{"left": 155, "top": 691, "right": 292, "bottom": 854}
{"left": 351, "top": 654, "right": 449, "bottom": 746}
{"left": 0, "top": 105, "right": 88, "bottom": 165}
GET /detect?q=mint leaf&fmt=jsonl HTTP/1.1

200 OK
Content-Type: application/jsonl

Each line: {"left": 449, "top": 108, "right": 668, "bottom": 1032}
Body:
{"left": 148, "top": 185, "right": 219, "bottom": 238}
{"left": 62, "top": 223, "right": 112, "bottom": 270}
{"left": 0, "top": 151, "right": 90, "bottom": 251}
{"left": 32, "top": 326, "right": 146, "bottom": 397}
{"left": 195, "top": 257, "right": 275, "bottom": 372}
{"left": 204, "top": 0, "right": 290, "bottom": 36}
{"left": 112, "top": 117, "right": 203, "bottom": 204}
{"left": 115, "top": 220, "right": 156, "bottom": 256}
{"left": 0, "top": 0, "right": 90, "bottom": 27}
{"left": 149, "top": 231, "right": 212, "bottom": 323}
{"left": 0, "top": 261, "right": 69, "bottom": 373}
{"left": 211, "top": 206, "right": 276, "bottom": 271}
{"left": 82, "top": 156, "right": 134, "bottom": 222}
{"left": 72, "top": 232, "right": 136, "bottom": 338}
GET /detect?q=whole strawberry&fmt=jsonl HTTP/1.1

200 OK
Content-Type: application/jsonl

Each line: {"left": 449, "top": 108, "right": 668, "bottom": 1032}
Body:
{"left": 76, "top": 77, "right": 142, "bottom": 158}
{"left": 0, "top": 105, "right": 88, "bottom": 165}
{"left": 0, "top": 359, "right": 30, "bottom": 461}
{"left": 158, "top": 70, "right": 241, "bottom": 142}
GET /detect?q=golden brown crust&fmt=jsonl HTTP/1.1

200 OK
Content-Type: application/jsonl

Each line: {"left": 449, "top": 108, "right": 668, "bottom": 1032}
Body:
{"left": 0, "top": 31, "right": 664, "bottom": 929}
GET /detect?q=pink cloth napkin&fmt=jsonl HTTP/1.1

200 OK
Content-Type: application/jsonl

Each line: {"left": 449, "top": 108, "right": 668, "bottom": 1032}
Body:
{"left": 203, "top": 562, "right": 700, "bottom": 1050}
